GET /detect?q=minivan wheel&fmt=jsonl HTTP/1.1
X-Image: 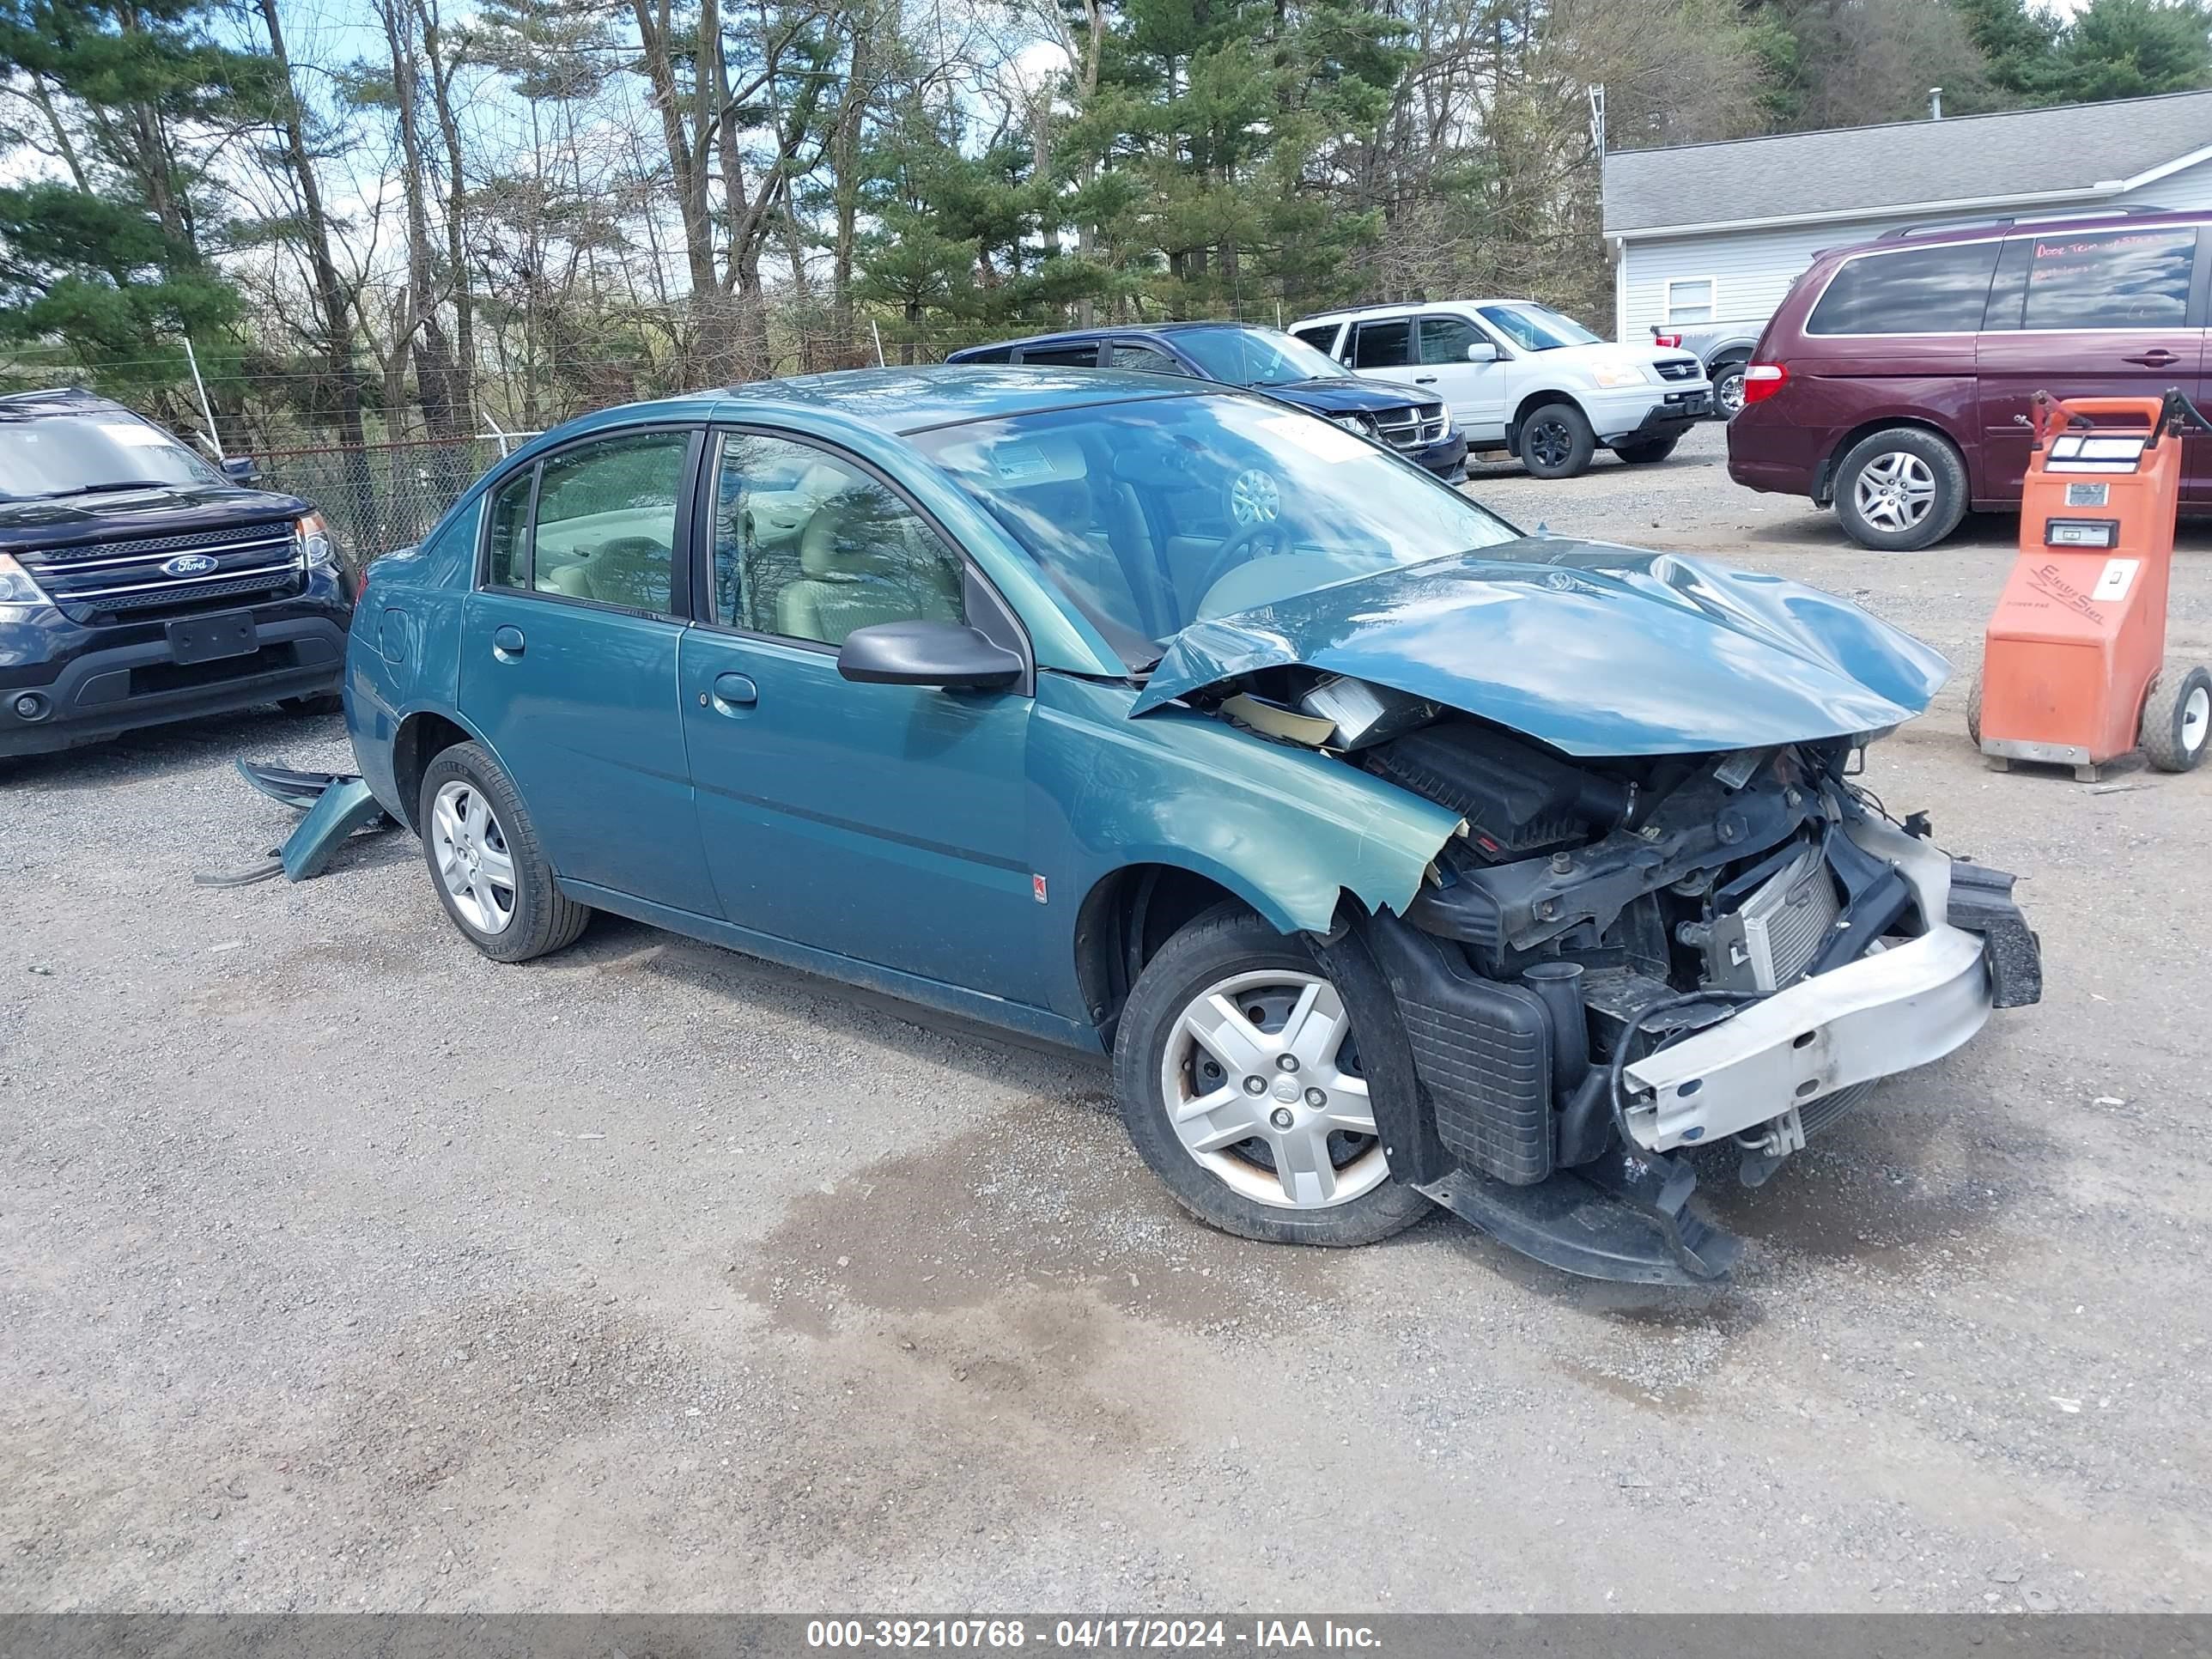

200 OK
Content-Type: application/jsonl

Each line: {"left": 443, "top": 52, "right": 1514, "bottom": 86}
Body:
{"left": 1517, "top": 402, "right": 1595, "bottom": 479}
{"left": 417, "top": 741, "right": 591, "bottom": 962}
{"left": 1112, "top": 902, "right": 1431, "bottom": 1247}
{"left": 1834, "top": 428, "right": 1968, "bottom": 551}
{"left": 2141, "top": 666, "right": 2212, "bottom": 773}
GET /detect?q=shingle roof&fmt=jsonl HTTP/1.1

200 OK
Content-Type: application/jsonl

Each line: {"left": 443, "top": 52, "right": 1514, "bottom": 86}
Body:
{"left": 1602, "top": 88, "right": 2212, "bottom": 236}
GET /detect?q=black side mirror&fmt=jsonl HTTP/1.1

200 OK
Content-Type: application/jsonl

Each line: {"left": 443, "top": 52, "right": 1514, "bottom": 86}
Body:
{"left": 836, "top": 620, "right": 1023, "bottom": 690}
{"left": 221, "top": 456, "right": 262, "bottom": 486}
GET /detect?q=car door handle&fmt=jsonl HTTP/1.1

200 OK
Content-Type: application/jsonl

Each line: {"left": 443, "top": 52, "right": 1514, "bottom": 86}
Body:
{"left": 491, "top": 624, "right": 525, "bottom": 659}
{"left": 1414, "top": 375, "right": 1438, "bottom": 384}
{"left": 710, "top": 672, "right": 757, "bottom": 710}
{"left": 2124, "top": 349, "right": 2180, "bottom": 367}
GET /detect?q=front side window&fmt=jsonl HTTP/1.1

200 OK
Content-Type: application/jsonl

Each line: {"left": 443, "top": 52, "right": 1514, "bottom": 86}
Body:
{"left": 0, "top": 409, "right": 222, "bottom": 501}
{"left": 2021, "top": 228, "right": 2197, "bottom": 331}
{"left": 1109, "top": 343, "right": 1188, "bottom": 375}
{"left": 1017, "top": 343, "right": 1100, "bottom": 368}
{"left": 1419, "top": 314, "right": 1488, "bottom": 365}
{"left": 710, "top": 432, "right": 966, "bottom": 647}
{"left": 1172, "top": 327, "right": 1346, "bottom": 387}
{"left": 1351, "top": 320, "right": 1412, "bottom": 369}
{"left": 914, "top": 392, "right": 1521, "bottom": 668}
{"left": 526, "top": 430, "right": 689, "bottom": 612}
{"left": 1806, "top": 241, "right": 2002, "bottom": 336}
{"left": 1477, "top": 303, "right": 1602, "bottom": 352}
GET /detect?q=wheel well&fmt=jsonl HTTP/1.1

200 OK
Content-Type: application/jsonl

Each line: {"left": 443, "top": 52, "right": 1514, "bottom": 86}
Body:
{"left": 1709, "top": 349, "right": 1750, "bottom": 370}
{"left": 1073, "top": 865, "right": 1254, "bottom": 1044}
{"left": 391, "top": 711, "right": 471, "bottom": 830}
{"left": 1816, "top": 418, "right": 1966, "bottom": 507}
{"left": 1510, "top": 389, "right": 1581, "bottom": 430}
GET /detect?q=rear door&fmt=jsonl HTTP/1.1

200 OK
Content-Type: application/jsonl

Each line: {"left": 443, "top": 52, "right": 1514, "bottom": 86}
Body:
{"left": 1975, "top": 223, "right": 2208, "bottom": 501}
{"left": 457, "top": 426, "right": 720, "bottom": 915}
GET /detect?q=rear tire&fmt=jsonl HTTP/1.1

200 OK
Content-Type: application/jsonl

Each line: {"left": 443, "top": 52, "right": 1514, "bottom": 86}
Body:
{"left": 1966, "top": 667, "right": 1984, "bottom": 747}
{"left": 417, "top": 741, "right": 591, "bottom": 962}
{"left": 1111, "top": 902, "right": 1430, "bottom": 1247}
{"left": 1712, "top": 360, "right": 1747, "bottom": 419}
{"left": 1516, "top": 401, "right": 1595, "bottom": 480}
{"left": 1611, "top": 436, "right": 1680, "bottom": 465}
{"left": 1833, "top": 428, "right": 1968, "bottom": 551}
{"left": 282, "top": 692, "right": 344, "bottom": 716}
{"left": 2141, "top": 665, "right": 2211, "bottom": 773}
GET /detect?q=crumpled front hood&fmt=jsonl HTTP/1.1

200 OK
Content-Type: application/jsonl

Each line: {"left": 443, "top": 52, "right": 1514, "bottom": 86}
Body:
{"left": 1130, "top": 539, "right": 1951, "bottom": 757}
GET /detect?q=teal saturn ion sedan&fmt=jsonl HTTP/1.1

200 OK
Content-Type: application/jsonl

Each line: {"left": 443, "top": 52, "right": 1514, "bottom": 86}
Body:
{"left": 343, "top": 367, "right": 2039, "bottom": 1285}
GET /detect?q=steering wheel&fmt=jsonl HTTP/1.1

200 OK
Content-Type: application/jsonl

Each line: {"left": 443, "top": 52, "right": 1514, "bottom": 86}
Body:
{"left": 1193, "top": 514, "right": 1292, "bottom": 602}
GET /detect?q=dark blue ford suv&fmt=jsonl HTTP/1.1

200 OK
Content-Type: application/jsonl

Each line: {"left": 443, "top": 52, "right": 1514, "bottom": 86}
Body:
{"left": 0, "top": 388, "right": 354, "bottom": 757}
{"left": 947, "top": 323, "right": 1469, "bottom": 479}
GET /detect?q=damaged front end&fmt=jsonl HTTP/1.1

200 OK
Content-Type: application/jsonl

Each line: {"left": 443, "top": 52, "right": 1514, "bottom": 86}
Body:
{"left": 1161, "top": 655, "right": 2042, "bottom": 1287}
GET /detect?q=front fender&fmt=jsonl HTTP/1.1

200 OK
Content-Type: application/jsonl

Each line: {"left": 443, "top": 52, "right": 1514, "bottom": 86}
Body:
{"left": 1033, "top": 675, "right": 1462, "bottom": 935}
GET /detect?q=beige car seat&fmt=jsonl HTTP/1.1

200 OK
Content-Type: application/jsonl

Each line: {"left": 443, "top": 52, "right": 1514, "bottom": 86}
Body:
{"left": 775, "top": 489, "right": 962, "bottom": 645}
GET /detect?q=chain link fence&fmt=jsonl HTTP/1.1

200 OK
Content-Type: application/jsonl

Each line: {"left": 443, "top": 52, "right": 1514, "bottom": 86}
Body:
{"left": 249, "top": 432, "right": 544, "bottom": 573}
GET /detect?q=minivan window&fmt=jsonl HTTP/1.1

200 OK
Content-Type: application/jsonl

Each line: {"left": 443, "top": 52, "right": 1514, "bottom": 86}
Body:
{"left": 2020, "top": 228, "right": 2197, "bottom": 331}
{"left": 1806, "top": 241, "right": 2002, "bottom": 336}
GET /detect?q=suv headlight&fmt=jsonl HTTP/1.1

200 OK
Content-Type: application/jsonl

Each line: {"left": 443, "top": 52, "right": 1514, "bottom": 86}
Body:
{"left": 1590, "top": 365, "right": 1648, "bottom": 389}
{"left": 296, "top": 512, "right": 335, "bottom": 568}
{"left": 0, "top": 552, "right": 53, "bottom": 623}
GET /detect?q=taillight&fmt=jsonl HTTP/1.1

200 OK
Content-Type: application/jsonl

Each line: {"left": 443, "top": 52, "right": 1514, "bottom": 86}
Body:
{"left": 1653, "top": 332, "right": 1682, "bottom": 349}
{"left": 1742, "top": 362, "right": 1790, "bottom": 404}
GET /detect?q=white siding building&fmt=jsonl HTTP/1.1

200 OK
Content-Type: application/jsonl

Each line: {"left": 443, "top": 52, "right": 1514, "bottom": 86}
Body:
{"left": 1601, "top": 89, "right": 2212, "bottom": 347}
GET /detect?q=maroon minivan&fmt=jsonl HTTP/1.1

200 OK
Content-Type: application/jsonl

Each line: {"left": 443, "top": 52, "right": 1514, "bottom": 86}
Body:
{"left": 1727, "top": 208, "right": 2212, "bottom": 549}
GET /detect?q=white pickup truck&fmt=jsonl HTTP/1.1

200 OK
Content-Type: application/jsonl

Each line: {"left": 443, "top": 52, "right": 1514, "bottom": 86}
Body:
{"left": 1289, "top": 299, "right": 1711, "bottom": 479}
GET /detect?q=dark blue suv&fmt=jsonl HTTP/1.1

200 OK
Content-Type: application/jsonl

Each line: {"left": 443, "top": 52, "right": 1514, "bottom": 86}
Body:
{"left": 0, "top": 388, "right": 353, "bottom": 757}
{"left": 948, "top": 323, "right": 1469, "bottom": 479}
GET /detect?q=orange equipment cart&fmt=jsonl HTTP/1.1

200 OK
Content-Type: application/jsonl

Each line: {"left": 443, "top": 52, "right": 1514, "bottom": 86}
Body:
{"left": 1972, "top": 389, "right": 2210, "bottom": 780}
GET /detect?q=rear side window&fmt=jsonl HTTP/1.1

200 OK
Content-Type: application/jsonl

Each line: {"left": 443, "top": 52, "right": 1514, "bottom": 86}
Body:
{"left": 1291, "top": 324, "right": 1340, "bottom": 356}
{"left": 2021, "top": 228, "right": 2197, "bottom": 330}
{"left": 1016, "top": 343, "right": 1100, "bottom": 368}
{"left": 485, "top": 469, "right": 533, "bottom": 588}
{"left": 1806, "top": 241, "right": 2002, "bottom": 336}
{"left": 1351, "top": 320, "right": 1412, "bottom": 368}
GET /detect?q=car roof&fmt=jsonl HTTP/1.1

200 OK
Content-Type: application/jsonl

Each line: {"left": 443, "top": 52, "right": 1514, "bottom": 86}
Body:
{"left": 543, "top": 365, "right": 1210, "bottom": 444}
{"left": 0, "top": 386, "right": 131, "bottom": 420}
{"left": 1814, "top": 204, "right": 2212, "bottom": 262}
{"left": 1296, "top": 299, "right": 1533, "bottom": 325}
{"left": 951, "top": 320, "right": 1279, "bottom": 356}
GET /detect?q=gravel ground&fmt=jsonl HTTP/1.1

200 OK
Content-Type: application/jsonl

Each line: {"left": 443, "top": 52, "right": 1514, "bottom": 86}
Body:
{"left": 4, "top": 422, "right": 2209, "bottom": 1613}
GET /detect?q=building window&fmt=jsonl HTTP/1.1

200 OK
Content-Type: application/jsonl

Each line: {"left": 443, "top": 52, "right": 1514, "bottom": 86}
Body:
{"left": 1663, "top": 277, "right": 1717, "bottom": 325}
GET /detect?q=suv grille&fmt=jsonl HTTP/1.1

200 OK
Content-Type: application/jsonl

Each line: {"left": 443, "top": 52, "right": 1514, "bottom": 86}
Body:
{"left": 1655, "top": 359, "right": 1701, "bottom": 381}
{"left": 1373, "top": 402, "right": 1449, "bottom": 451}
{"left": 22, "top": 520, "right": 302, "bottom": 623}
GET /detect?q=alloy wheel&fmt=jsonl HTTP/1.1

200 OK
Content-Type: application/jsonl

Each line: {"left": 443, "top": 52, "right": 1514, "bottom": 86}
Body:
{"left": 431, "top": 778, "right": 517, "bottom": 934}
{"left": 1717, "top": 368, "right": 1746, "bottom": 417}
{"left": 1528, "top": 416, "right": 1572, "bottom": 471}
{"left": 1158, "top": 969, "right": 1387, "bottom": 1210}
{"left": 1853, "top": 451, "right": 1938, "bottom": 532}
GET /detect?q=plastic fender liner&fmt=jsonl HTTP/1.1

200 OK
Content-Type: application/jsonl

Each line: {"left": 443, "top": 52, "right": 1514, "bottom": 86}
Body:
{"left": 1947, "top": 861, "right": 2044, "bottom": 1008}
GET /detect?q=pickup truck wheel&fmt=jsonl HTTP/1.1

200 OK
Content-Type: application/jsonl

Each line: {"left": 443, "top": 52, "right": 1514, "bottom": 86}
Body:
{"left": 1833, "top": 428, "right": 1968, "bottom": 550}
{"left": 1112, "top": 903, "right": 1430, "bottom": 1246}
{"left": 1712, "top": 362, "right": 1747, "bottom": 418}
{"left": 1611, "top": 436, "right": 1680, "bottom": 465}
{"left": 417, "top": 741, "right": 591, "bottom": 962}
{"left": 1516, "top": 402, "right": 1595, "bottom": 479}
{"left": 2141, "top": 666, "right": 2211, "bottom": 772}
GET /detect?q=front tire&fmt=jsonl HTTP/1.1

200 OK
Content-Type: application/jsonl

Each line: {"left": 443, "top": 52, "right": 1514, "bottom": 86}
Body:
{"left": 2141, "top": 665, "right": 2211, "bottom": 772}
{"left": 1611, "top": 436, "right": 1680, "bottom": 465}
{"left": 1833, "top": 427, "right": 1968, "bottom": 551}
{"left": 1516, "top": 401, "right": 1595, "bottom": 480}
{"left": 417, "top": 741, "right": 591, "bottom": 962}
{"left": 1111, "top": 903, "right": 1430, "bottom": 1247}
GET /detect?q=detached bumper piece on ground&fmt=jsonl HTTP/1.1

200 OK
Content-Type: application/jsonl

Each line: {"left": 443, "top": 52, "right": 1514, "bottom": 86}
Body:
{"left": 1328, "top": 732, "right": 2042, "bottom": 1288}
{"left": 195, "top": 760, "right": 393, "bottom": 886}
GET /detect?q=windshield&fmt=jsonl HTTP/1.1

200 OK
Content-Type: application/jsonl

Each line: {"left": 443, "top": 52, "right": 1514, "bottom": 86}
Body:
{"left": 0, "top": 409, "right": 221, "bottom": 499}
{"left": 1477, "top": 303, "right": 1602, "bottom": 352}
{"left": 912, "top": 392, "right": 1523, "bottom": 669}
{"left": 1173, "top": 327, "right": 1347, "bottom": 388}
